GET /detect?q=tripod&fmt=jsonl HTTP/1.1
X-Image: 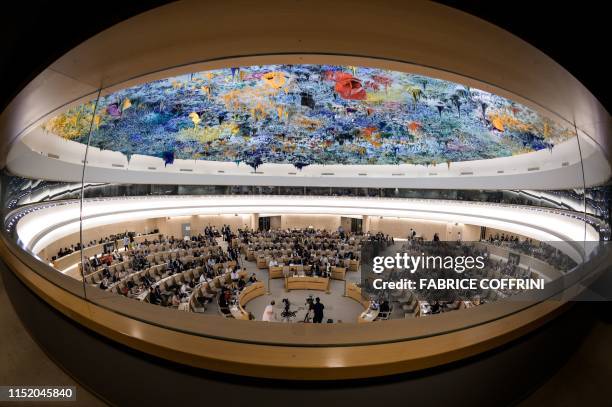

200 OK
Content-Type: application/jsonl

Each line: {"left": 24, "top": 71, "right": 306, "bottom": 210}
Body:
{"left": 280, "top": 298, "right": 297, "bottom": 322}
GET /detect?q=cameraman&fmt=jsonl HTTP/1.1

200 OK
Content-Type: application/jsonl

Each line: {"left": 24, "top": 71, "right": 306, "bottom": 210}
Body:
{"left": 313, "top": 297, "right": 325, "bottom": 323}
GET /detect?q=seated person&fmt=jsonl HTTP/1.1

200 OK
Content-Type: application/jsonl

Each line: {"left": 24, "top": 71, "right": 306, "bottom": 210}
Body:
{"left": 99, "top": 277, "right": 109, "bottom": 290}
{"left": 324, "top": 262, "right": 331, "bottom": 277}
{"left": 230, "top": 268, "right": 240, "bottom": 283}
{"left": 242, "top": 305, "right": 255, "bottom": 321}
{"left": 248, "top": 273, "right": 258, "bottom": 283}
{"left": 218, "top": 290, "right": 229, "bottom": 309}
{"left": 379, "top": 300, "right": 390, "bottom": 313}
{"left": 198, "top": 272, "right": 208, "bottom": 284}
{"left": 149, "top": 286, "right": 162, "bottom": 305}
{"left": 170, "top": 291, "right": 181, "bottom": 307}
{"left": 142, "top": 276, "right": 152, "bottom": 288}
{"left": 180, "top": 283, "right": 191, "bottom": 296}
{"left": 102, "top": 253, "right": 113, "bottom": 266}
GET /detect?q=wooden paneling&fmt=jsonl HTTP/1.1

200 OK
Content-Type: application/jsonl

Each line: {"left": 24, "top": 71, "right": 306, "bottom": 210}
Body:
{"left": 285, "top": 276, "right": 330, "bottom": 292}
{"left": 3, "top": 235, "right": 601, "bottom": 380}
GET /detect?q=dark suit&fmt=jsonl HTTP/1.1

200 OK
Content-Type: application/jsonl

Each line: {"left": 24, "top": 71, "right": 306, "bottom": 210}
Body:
{"left": 313, "top": 302, "right": 324, "bottom": 323}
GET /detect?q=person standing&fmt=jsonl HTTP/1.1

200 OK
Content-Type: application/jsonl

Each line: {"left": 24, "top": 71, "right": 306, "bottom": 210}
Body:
{"left": 313, "top": 297, "right": 325, "bottom": 323}
{"left": 262, "top": 300, "right": 276, "bottom": 322}
{"left": 304, "top": 297, "right": 314, "bottom": 322}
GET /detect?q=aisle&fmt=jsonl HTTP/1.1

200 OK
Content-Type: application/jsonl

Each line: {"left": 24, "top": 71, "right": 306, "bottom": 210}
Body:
{"left": 216, "top": 236, "right": 228, "bottom": 251}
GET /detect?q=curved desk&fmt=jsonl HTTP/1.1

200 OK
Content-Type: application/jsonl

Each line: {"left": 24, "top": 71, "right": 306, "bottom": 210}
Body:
{"left": 345, "top": 283, "right": 376, "bottom": 323}
{"left": 269, "top": 266, "right": 284, "bottom": 279}
{"left": 230, "top": 282, "right": 265, "bottom": 320}
{"left": 285, "top": 276, "right": 330, "bottom": 292}
{"left": 256, "top": 257, "right": 268, "bottom": 269}
{"left": 359, "top": 308, "right": 380, "bottom": 323}
{"left": 331, "top": 267, "right": 346, "bottom": 280}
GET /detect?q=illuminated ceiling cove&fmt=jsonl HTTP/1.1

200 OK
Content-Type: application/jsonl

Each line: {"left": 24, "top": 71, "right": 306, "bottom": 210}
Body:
{"left": 42, "top": 65, "right": 575, "bottom": 170}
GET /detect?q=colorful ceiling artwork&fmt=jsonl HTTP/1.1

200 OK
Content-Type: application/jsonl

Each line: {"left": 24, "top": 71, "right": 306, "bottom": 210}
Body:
{"left": 41, "top": 64, "right": 576, "bottom": 170}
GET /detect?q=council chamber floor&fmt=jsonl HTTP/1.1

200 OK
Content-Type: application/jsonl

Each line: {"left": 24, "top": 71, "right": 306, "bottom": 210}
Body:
{"left": 206, "top": 237, "right": 383, "bottom": 323}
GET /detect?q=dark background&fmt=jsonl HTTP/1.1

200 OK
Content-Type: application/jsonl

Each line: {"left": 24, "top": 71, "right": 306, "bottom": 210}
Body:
{"left": 0, "top": 0, "right": 609, "bottom": 113}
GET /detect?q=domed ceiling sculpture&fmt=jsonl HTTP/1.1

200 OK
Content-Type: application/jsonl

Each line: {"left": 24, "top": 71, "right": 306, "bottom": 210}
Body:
{"left": 42, "top": 65, "right": 575, "bottom": 170}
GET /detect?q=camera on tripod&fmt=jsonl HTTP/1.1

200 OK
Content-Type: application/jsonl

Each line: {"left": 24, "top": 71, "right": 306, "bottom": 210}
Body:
{"left": 280, "top": 298, "right": 296, "bottom": 321}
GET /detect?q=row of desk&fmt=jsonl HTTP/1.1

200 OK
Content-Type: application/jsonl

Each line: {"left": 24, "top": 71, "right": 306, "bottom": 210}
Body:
{"left": 257, "top": 257, "right": 360, "bottom": 273}
{"left": 269, "top": 265, "right": 347, "bottom": 280}
{"left": 52, "top": 232, "right": 159, "bottom": 271}
{"left": 345, "top": 283, "right": 379, "bottom": 323}
{"left": 284, "top": 275, "right": 330, "bottom": 292}
{"left": 229, "top": 282, "right": 266, "bottom": 320}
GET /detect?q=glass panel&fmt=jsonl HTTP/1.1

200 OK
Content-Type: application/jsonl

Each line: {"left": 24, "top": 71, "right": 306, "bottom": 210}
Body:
{"left": 80, "top": 92, "right": 136, "bottom": 301}
{"left": 3, "top": 61, "right": 603, "bottom": 345}
{"left": 576, "top": 128, "right": 612, "bottom": 301}
{"left": 2, "top": 92, "right": 97, "bottom": 299}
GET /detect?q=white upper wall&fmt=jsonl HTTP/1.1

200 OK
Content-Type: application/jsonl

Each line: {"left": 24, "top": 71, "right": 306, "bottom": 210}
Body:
{"left": 8, "top": 126, "right": 609, "bottom": 189}
{"left": 15, "top": 196, "right": 597, "bottom": 264}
